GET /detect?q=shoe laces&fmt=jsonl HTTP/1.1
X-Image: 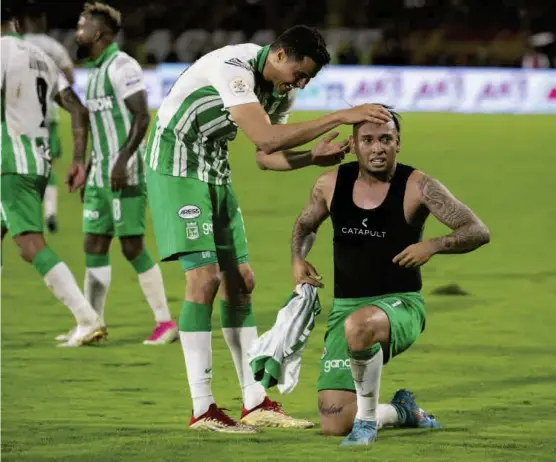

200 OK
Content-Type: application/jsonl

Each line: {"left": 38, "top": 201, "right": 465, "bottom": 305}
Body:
{"left": 150, "top": 323, "right": 169, "bottom": 338}
{"left": 212, "top": 407, "right": 238, "bottom": 426}
{"left": 266, "top": 400, "right": 286, "bottom": 415}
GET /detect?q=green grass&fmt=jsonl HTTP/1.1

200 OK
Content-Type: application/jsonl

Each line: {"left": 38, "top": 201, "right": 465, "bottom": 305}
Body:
{"left": 2, "top": 112, "right": 556, "bottom": 462}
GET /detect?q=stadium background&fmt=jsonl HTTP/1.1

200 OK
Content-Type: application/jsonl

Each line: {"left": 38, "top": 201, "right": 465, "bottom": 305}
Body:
{"left": 2, "top": 1, "right": 556, "bottom": 461}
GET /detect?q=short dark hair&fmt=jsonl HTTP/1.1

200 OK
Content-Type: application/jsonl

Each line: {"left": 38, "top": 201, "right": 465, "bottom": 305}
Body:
{"left": 270, "top": 25, "right": 331, "bottom": 70}
{"left": 83, "top": 2, "right": 121, "bottom": 34}
{"left": 354, "top": 105, "right": 402, "bottom": 135}
{"left": 23, "top": 0, "right": 45, "bottom": 19}
{"left": 2, "top": 0, "right": 25, "bottom": 23}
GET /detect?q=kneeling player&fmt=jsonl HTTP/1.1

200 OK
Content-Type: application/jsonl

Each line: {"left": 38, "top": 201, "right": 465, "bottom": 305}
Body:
{"left": 290, "top": 109, "right": 490, "bottom": 445}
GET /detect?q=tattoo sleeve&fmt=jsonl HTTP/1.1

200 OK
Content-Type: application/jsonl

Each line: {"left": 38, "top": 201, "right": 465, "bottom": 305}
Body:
{"left": 55, "top": 88, "right": 88, "bottom": 163}
{"left": 291, "top": 177, "right": 330, "bottom": 261}
{"left": 419, "top": 175, "right": 490, "bottom": 254}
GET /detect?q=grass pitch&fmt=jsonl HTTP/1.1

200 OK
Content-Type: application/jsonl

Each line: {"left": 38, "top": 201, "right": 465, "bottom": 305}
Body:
{"left": 2, "top": 112, "right": 556, "bottom": 461}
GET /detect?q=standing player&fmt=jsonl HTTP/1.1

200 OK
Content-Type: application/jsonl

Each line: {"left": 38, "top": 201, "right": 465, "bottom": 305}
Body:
{"left": 1, "top": 2, "right": 103, "bottom": 346}
{"left": 145, "top": 23, "right": 392, "bottom": 432}
{"left": 291, "top": 109, "right": 490, "bottom": 445}
{"left": 22, "top": 0, "right": 75, "bottom": 233}
{"left": 59, "top": 2, "right": 178, "bottom": 345}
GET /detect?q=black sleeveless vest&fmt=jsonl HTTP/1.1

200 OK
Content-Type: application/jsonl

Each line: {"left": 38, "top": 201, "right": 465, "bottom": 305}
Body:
{"left": 330, "top": 162, "right": 423, "bottom": 298}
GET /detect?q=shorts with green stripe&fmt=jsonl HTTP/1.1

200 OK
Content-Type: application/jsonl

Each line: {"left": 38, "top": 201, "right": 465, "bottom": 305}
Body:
{"left": 317, "top": 292, "right": 426, "bottom": 392}
{"left": 146, "top": 166, "right": 248, "bottom": 269}
{"left": 82, "top": 184, "right": 147, "bottom": 237}
{"left": 1, "top": 174, "right": 48, "bottom": 236}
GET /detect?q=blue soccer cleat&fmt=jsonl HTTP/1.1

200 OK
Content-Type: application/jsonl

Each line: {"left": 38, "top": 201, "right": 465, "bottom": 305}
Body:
{"left": 340, "top": 419, "right": 378, "bottom": 447}
{"left": 390, "top": 389, "right": 441, "bottom": 429}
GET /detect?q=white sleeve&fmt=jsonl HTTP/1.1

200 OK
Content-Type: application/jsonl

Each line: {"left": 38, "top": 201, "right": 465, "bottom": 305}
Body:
{"left": 110, "top": 56, "right": 146, "bottom": 101}
{"left": 48, "top": 40, "right": 73, "bottom": 70}
{"left": 270, "top": 91, "right": 296, "bottom": 125}
{"left": 207, "top": 57, "right": 259, "bottom": 109}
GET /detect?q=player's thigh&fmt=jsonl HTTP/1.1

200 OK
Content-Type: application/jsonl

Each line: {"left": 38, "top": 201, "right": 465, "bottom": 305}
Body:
{"left": 212, "top": 184, "right": 248, "bottom": 270}
{"left": 82, "top": 186, "right": 114, "bottom": 236}
{"left": 113, "top": 184, "right": 147, "bottom": 239}
{"left": 318, "top": 390, "right": 357, "bottom": 436}
{"left": 344, "top": 305, "right": 391, "bottom": 350}
{"left": 373, "top": 292, "right": 426, "bottom": 364}
{"left": 1, "top": 174, "right": 48, "bottom": 237}
{"left": 318, "top": 308, "right": 355, "bottom": 394}
{"left": 146, "top": 167, "right": 216, "bottom": 262}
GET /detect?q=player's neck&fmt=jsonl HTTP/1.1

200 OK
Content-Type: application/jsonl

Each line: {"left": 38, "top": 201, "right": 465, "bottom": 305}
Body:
{"left": 90, "top": 39, "right": 115, "bottom": 61}
{"left": 1, "top": 23, "right": 18, "bottom": 37}
{"left": 358, "top": 166, "right": 396, "bottom": 185}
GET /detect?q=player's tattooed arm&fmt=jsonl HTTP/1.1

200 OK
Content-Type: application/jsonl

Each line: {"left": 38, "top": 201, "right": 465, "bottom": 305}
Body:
{"left": 291, "top": 174, "right": 331, "bottom": 261}
{"left": 420, "top": 175, "right": 490, "bottom": 254}
{"left": 55, "top": 87, "right": 88, "bottom": 163}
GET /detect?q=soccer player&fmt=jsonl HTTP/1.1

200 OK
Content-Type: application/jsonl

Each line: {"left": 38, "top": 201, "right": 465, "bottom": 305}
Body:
{"left": 59, "top": 2, "right": 179, "bottom": 345}
{"left": 1, "top": 2, "right": 103, "bottom": 347}
{"left": 290, "top": 109, "right": 490, "bottom": 445}
{"left": 144, "top": 23, "right": 392, "bottom": 432}
{"left": 22, "top": 0, "right": 75, "bottom": 233}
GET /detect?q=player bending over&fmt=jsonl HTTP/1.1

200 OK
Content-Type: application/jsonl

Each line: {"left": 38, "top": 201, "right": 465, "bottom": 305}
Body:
{"left": 291, "top": 109, "right": 490, "bottom": 446}
{"left": 144, "top": 24, "right": 392, "bottom": 433}
{"left": 56, "top": 2, "right": 179, "bottom": 345}
{"left": 22, "top": 0, "right": 75, "bottom": 233}
{"left": 1, "top": 2, "right": 103, "bottom": 346}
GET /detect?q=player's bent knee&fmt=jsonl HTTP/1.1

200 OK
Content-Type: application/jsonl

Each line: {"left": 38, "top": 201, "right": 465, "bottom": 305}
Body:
{"left": 14, "top": 233, "right": 45, "bottom": 264}
{"left": 120, "top": 237, "right": 144, "bottom": 261}
{"left": 344, "top": 313, "right": 376, "bottom": 349}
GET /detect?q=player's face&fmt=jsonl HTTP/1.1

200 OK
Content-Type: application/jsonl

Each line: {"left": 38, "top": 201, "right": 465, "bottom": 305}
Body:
{"left": 75, "top": 14, "right": 97, "bottom": 59}
{"left": 352, "top": 121, "right": 400, "bottom": 174}
{"left": 272, "top": 49, "right": 318, "bottom": 94}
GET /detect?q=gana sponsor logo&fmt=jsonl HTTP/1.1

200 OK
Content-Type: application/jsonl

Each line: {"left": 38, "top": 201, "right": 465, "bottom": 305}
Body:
{"left": 84, "top": 209, "right": 100, "bottom": 220}
{"left": 178, "top": 205, "right": 201, "bottom": 219}
{"left": 324, "top": 358, "right": 351, "bottom": 373}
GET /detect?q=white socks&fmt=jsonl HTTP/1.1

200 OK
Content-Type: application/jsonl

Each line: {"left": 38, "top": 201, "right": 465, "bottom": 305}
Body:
{"left": 84, "top": 266, "right": 111, "bottom": 325}
{"left": 44, "top": 262, "right": 98, "bottom": 325}
{"left": 350, "top": 348, "right": 383, "bottom": 422}
{"left": 222, "top": 326, "right": 266, "bottom": 410}
{"left": 138, "top": 264, "right": 172, "bottom": 323}
{"left": 179, "top": 331, "right": 215, "bottom": 417}
{"left": 377, "top": 404, "right": 400, "bottom": 429}
{"left": 44, "top": 185, "right": 57, "bottom": 218}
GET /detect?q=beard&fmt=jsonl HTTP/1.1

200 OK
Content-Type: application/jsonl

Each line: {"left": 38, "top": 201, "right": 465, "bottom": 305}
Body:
{"left": 76, "top": 43, "right": 91, "bottom": 61}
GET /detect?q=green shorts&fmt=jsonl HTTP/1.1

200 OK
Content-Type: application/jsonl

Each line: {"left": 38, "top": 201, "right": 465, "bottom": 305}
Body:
{"left": 82, "top": 184, "right": 147, "bottom": 237}
{"left": 146, "top": 167, "right": 248, "bottom": 267}
{"left": 317, "top": 292, "right": 426, "bottom": 392}
{"left": 48, "top": 122, "right": 62, "bottom": 160}
{"left": 1, "top": 174, "right": 48, "bottom": 236}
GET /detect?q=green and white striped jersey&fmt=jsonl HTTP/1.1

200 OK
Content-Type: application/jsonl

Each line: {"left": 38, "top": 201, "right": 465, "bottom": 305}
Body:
{"left": 24, "top": 32, "right": 74, "bottom": 124}
{"left": 85, "top": 43, "right": 146, "bottom": 188}
{"left": 1, "top": 34, "right": 69, "bottom": 177}
{"left": 145, "top": 44, "right": 296, "bottom": 185}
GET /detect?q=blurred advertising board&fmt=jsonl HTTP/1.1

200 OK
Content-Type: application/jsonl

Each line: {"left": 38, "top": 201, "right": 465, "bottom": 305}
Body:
{"left": 73, "top": 64, "right": 556, "bottom": 114}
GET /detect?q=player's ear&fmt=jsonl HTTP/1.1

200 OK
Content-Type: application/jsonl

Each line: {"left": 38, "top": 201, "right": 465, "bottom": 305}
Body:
{"left": 396, "top": 134, "right": 401, "bottom": 153}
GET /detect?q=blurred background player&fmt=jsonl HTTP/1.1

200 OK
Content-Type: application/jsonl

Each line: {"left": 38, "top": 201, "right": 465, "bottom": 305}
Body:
{"left": 291, "top": 109, "right": 490, "bottom": 446}
{"left": 1, "top": 1, "right": 103, "bottom": 346}
{"left": 22, "top": 0, "right": 76, "bottom": 233}
{"left": 59, "top": 2, "right": 179, "bottom": 346}
{"left": 144, "top": 22, "right": 391, "bottom": 433}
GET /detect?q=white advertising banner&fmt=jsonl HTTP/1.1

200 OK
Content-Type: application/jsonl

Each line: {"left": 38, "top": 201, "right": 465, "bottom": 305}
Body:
{"left": 73, "top": 65, "right": 556, "bottom": 114}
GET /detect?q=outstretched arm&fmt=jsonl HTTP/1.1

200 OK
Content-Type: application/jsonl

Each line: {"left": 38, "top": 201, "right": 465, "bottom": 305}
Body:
{"left": 420, "top": 175, "right": 490, "bottom": 254}
{"left": 256, "top": 132, "right": 350, "bottom": 171}
{"left": 291, "top": 173, "right": 333, "bottom": 286}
